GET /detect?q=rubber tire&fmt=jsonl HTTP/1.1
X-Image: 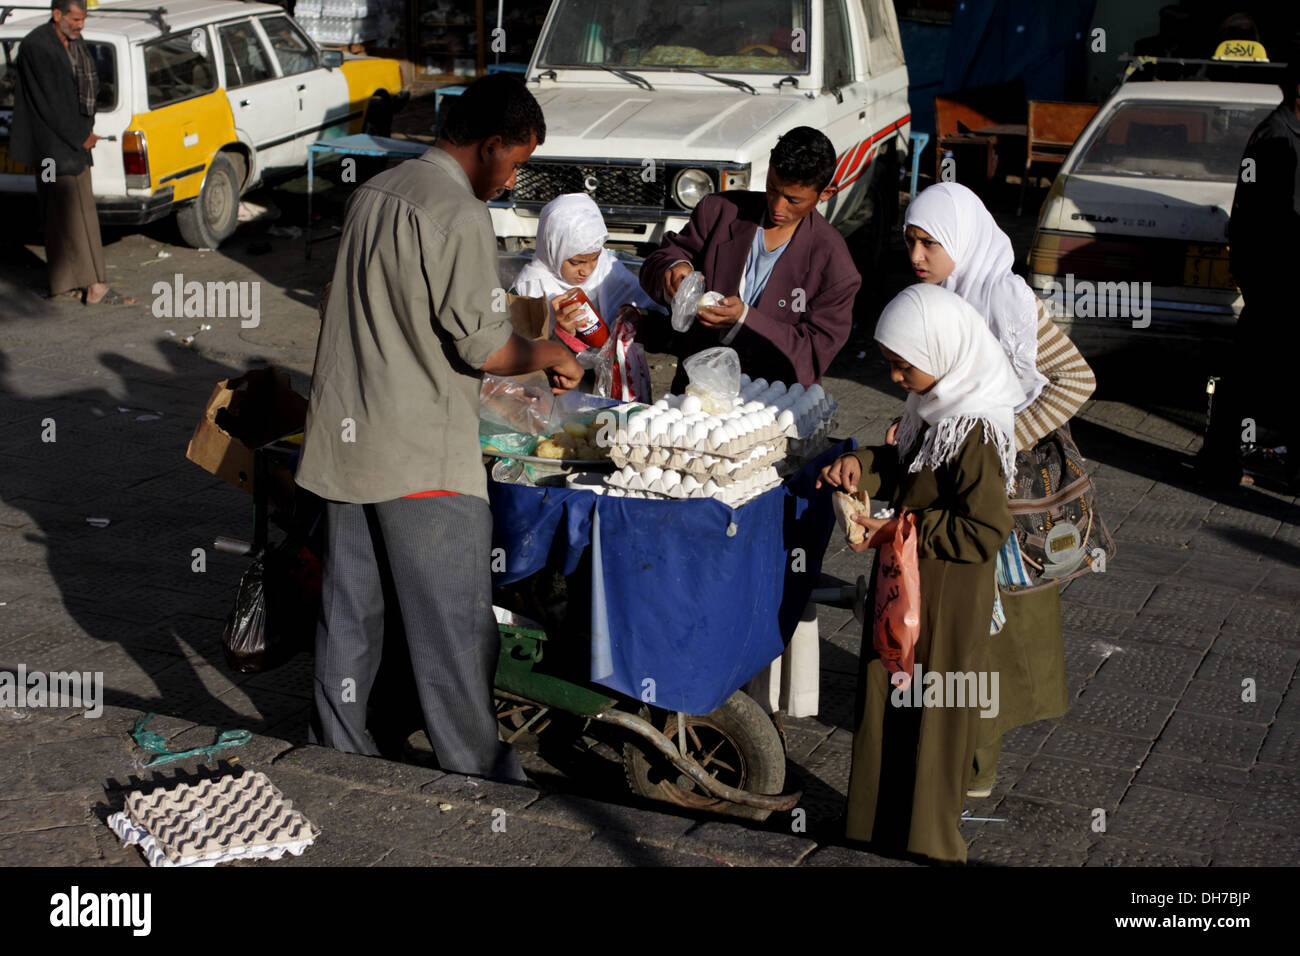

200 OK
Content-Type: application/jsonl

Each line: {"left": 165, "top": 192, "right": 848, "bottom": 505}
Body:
{"left": 176, "top": 152, "right": 241, "bottom": 249}
{"left": 623, "top": 690, "right": 786, "bottom": 822}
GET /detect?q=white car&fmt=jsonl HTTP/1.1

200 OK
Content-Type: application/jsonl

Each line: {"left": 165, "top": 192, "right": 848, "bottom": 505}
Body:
{"left": 490, "top": 0, "right": 910, "bottom": 260}
{"left": 1027, "top": 77, "right": 1281, "bottom": 344}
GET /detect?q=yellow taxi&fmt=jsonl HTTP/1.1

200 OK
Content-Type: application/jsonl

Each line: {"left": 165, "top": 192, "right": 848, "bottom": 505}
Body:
{"left": 0, "top": 0, "right": 403, "bottom": 247}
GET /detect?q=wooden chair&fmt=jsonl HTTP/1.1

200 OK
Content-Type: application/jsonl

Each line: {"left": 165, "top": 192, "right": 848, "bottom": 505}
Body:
{"left": 1017, "top": 100, "right": 1099, "bottom": 215}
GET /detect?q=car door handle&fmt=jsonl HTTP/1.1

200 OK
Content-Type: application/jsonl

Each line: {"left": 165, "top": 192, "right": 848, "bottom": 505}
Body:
{"left": 859, "top": 111, "right": 866, "bottom": 119}
{"left": 297, "top": 84, "right": 307, "bottom": 91}
{"left": 239, "top": 99, "right": 251, "bottom": 108}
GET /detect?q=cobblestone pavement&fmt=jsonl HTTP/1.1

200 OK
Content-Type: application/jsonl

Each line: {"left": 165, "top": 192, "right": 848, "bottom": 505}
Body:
{"left": 1, "top": 106, "right": 1297, "bottom": 866}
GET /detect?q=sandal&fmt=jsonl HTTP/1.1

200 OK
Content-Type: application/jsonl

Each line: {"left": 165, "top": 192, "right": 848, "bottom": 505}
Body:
{"left": 85, "top": 287, "right": 136, "bottom": 306}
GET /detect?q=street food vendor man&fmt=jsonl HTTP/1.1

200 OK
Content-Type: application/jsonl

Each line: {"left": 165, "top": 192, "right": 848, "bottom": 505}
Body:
{"left": 295, "top": 76, "right": 582, "bottom": 781}
{"left": 639, "top": 127, "right": 861, "bottom": 390}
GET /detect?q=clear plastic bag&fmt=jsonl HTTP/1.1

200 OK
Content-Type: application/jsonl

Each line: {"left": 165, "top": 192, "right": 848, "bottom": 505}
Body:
{"left": 670, "top": 270, "right": 706, "bottom": 332}
{"left": 479, "top": 373, "right": 554, "bottom": 435}
{"left": 682, "top": 346, "right": 741, "bottom": 414}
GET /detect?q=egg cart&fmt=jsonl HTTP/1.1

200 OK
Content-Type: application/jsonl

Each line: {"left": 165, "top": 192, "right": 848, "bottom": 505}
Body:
{"left": 486, "top": 439, "right": 854, "bottom": 822}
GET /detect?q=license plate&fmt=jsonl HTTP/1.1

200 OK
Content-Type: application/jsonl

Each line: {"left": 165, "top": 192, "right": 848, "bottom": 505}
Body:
{"left": 0, "top": 144, "right": 34, "bottom": 175}
{"left": 1183, "top": 243, "right": 1235, "bottom": 290}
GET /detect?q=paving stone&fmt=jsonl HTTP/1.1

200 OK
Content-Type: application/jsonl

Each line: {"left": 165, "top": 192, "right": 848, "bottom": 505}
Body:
{"left": 1152, "top": 712, "right": 1266, "bottom": 769}
{"left": 1117, "top": 614, "right": 1219, "bottom": 656}
{"left": 241, "top": 652, "right": 315, "bottom": 700}
{"left": 1224, "top": 594, "right": 1300, "bottom": 644}
{"left": 966, "top": 834, "right": 1089, "bottom": 866}
{"left": 1276, "top": 681, "right": 1300, "bottom": 723}
{"left": 0, "top": 822, "right": 103, "bottom": 866}
{"left": 799, "top": 844, "right": 917, "bottom": 866}
{"left": 1179, "top": 678, "right": 1279, "bottom": 723}
{"left": 1174, "top": 555, "right": 1269, "bottom": 594}
{"left": 1, "top": 735, "right": 138, "bottom": 800}
{"left": 1063, "top": 633, "right": 1119, "bottom": 676}
{"left": 420, "top": 773, "right": 541, "bottom": 812}
{"left": 1010, "top": 754, "right": 1132, "bottom": 810}
{"left": 1197, "top": 636, "right": 1299, "bottom": 692}
{"left": 1210, "top": 821, "right": 1300, "bottom": 866}
{"left": 1041, "top": 724, "right": 1149, "bottom": 770}
{"left": 1091, "top": 643, "right": 1201, "bottom": 698}
{"left": 1253, "top": 565, "right": 1300, "bottom": 603}
{"left": 1132, "top": 754, "right": 1249, "bottom": 802}
{"left": 424, "top": 814, "right": 589, "bottom": 866}
{"left": 0, "top": 791, "right": 98, "bottom": 835}
{"left": 273, "top": 744, "right": 443, "bottom": 794}
{"left": 982, "top": 794, "right": 1094, "bottom": 850}
{"left": 1059, "top": 572, "right": 1159, "bottom": 613}
{"left": 517, "top": 793, "right": 695, "bottom": 846}
{"left": 780, "top": 722, "right": 834, "bottom": 764}
{"left": 270, "top": 823, "right": 391, "bottom": 867}
{"left": 1108, "top": 785, "right": 1232, "bottom": 854}
{"left": 1257, "top": 721, "right": 1300, "bottom": 768}
{"left": 1066, "top": 684, "right": 1175, "bottom": 739}
{"left": 1001, "top": 719, "right": 1054, "bottom": 755}
{"left": 566, "top": 833, "right": 729, "bottom": 866}
{"left": 1084, "top": 837, "right": 1209, "bottom": 866}
{"left": 1233, "top": 765, "right": 1300, "bottom": 831}
{"left": 676, "top": 819, "right": 815, "bottom": 866}
{"left": 1060, "top": 602, "right": 1137, "bottom": 638}
{"left": 1140, "top": 583, "right": 1237, "bottom": 624}
{"left": 1089, "top": 538, "right": 1190, "bottom": 577}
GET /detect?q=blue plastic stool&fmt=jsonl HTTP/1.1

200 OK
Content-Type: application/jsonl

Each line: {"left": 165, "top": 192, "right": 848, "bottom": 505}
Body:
{"left": 487, "top": 62, "right": 528, "bottom": 75}
{"left": 908, "top": 131, "right": 930, "bottom": 198}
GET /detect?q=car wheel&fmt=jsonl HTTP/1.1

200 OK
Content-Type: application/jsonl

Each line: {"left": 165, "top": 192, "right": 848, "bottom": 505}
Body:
{"left": 176, "top": 152, "right": 241, "bottom": 249}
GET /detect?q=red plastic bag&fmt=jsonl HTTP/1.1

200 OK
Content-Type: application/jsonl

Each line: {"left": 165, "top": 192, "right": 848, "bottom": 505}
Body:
{"left": 869, "top": 511, "right": 921, "bottom": 689}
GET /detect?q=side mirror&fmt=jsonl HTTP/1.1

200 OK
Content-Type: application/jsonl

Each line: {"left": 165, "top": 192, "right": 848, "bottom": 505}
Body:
{"left": 321, "top": 50, "right": 343, "bottom": 69}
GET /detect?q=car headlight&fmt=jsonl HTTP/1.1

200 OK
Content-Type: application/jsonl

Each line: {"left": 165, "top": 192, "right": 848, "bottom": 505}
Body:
{"left": 673, "top": 168, "right": 715, "bottom": 209}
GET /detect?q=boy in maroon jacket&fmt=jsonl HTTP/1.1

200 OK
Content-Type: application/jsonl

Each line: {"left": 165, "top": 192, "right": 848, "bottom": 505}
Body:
{"left": 640, "top": 127, "right": 861, "bottom": 389}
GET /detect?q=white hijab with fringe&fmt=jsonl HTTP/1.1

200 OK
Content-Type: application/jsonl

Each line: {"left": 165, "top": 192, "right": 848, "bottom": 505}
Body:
{"left": 904, "top": 182, "right": 1048, "bottom": 412}
{"left": 875, "top": 284, "right": 1023, "bottom": 494}
{"left": 511, "top": 193, "right": 651, "bottom": 319}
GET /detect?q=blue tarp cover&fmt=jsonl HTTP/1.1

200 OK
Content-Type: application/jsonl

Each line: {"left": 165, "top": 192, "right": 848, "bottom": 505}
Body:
{"left": 489, "top": 440, "right": 855, "bottom": 714}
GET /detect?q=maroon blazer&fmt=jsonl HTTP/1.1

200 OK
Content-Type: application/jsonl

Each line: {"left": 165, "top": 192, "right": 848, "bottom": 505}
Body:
{"left": 640, "top": 192, "right": 860, "bottom": 388}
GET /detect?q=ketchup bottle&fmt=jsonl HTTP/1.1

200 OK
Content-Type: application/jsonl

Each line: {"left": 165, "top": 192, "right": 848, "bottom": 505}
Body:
{"left": 556, "top": 288, "right": 609, "bottom": 348}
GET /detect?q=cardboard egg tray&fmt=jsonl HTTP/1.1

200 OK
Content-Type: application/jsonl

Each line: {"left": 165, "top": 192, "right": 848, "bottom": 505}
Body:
{"left": 608, "top": 441, "right": 786, "bottom": 484}
{"left": 615, "top": 420, "right": 785, "bottom": 460}
{"left": 603, "top": 469, "right": 783, "bottom": 508}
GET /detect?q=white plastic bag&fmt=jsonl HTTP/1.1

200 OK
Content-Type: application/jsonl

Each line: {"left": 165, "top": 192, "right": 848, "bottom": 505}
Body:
{"left": 682, "top": 346, "right": 741, "bottom": 414}
{"left": 670, "top": 270, "right": 706, "bottom": 333}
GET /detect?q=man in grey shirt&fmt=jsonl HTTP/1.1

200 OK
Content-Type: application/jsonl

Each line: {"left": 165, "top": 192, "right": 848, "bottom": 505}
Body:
{"left": 297, "top": 76, "right": 581, "bottom": 780}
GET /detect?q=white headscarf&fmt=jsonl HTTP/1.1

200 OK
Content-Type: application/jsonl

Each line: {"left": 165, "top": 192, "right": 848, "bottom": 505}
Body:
{"left": 875, "top": 284, "right": 1023, "bottom": 494}
{"left": 511, "top": 193, "right": 653, "bottom": 320}
{"left": 904, "top": 182, "right": 1048, "bottom": 412}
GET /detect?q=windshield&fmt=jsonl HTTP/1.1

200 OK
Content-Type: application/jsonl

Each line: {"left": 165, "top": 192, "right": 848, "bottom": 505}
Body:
{"left": 537, "top": 0, "right": 810, "bottom": 74}
{"left": 1074, "top": 100, "right": 1274, "bottom": 182}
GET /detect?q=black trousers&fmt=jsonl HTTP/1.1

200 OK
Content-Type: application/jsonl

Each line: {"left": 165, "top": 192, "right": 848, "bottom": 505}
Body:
{"left": 308, "top": 495, "right": 524, "bottom": 781}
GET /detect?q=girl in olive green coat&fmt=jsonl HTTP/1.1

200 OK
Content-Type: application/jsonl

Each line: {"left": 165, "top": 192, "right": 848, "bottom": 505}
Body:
{"left": 819, "top": 284, "right": 1019, "bottom": 863}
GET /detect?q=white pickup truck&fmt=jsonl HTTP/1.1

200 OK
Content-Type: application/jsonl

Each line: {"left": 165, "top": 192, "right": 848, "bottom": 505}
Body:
{"left": 491, "top": 0, "right": 911, "bottom": 260}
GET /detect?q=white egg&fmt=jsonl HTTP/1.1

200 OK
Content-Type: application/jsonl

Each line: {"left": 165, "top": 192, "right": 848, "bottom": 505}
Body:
{"left": 681, "top": 475, "right": 702, "bottom": 493}
{"left": 681, "top": 394, "right": 703, "bottom": 415}
{"left": 808, "top": 384, "right": 825, "bottom": 402}
{"left": 628, "top": 415, "right": 649, "bottom": 436}
{"left": 648, "top": 477, "right": 666, "bottom": 494}
{"left": 649, "top": 417, "right": 669, "bottom": 439}
{"left": 653, "top": 399, "right": 669, "bottom": 411}
{"left": 662, "top": 470, "right": 681, "bottom": 489}
{"left": 708, "top": 427, "right": 728, "bottom": 448}
{"left": 739, "top": 372, "right": 751, "bottom": 387}
{"left": 752, "top": 378, "right": 768, "bottom": 391}
{"left": 788, "top": 383, "right": 805, "bottom": 398}
{"left": 665, "top": 408, "right": 684, "bottom": 422}
{"left": 742, "top": 401, "right": 763, "bottom": 414}
{"left": 643, "top": 465, "right": 663, "bottom": 483}
{"left": 777, "top": 410, "right": 795, "bottom": 430}
{"left": 769, "top": 381, "right": 787, "bottom": 397}
{"left": 702, "top": 480, "right": 720, "bottom": 497}
{"left": 689, "top": 422, "right": 710, "bottom": 444}
{"left": 668, "top": 421, "right": 688, "bottom": 443}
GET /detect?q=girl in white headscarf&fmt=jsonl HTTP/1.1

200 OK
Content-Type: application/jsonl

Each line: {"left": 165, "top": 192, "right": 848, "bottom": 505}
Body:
{"left": 818, "top": 284, "right": 1017, "bottom": 864}
{"left": 904, "top": 182, "right": 1048, "bottom": 411}
{"left": 903, "top": 183, "right": 1097, "bottom": 802}
{"left": 512, "top": 193, "right": 657, "bottom": 344}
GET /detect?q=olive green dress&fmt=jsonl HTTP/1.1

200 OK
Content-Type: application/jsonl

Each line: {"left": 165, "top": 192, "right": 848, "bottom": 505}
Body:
{"left": 844, "top": 427, "right": 1013, "bottom": 864}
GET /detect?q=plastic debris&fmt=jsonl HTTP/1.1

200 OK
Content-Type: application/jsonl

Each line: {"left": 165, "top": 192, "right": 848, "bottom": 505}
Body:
{"left": 135, "top": 414, "right": 162, "bottom": 422}
{"left": 86, "top": 517, "right": 110, "bottom": 528}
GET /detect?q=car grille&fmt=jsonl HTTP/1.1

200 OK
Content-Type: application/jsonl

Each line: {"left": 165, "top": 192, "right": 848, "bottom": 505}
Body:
{"left": 510, "top": 161, "right": 665, "bottom": 210}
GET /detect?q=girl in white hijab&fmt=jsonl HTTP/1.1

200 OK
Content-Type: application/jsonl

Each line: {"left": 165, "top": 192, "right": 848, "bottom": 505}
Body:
{"left": 818, "top": 283, "right": 1019, "bottom": 864}
{"left": 904, "top": 182, "right": 1048, "bottom": 412}
{"left": 512, "top": 193, "right": 656, "bottom": 339}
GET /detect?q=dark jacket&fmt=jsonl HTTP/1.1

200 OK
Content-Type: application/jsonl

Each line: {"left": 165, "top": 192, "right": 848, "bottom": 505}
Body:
{"left": 640, "top": 192, "right": 861, "bottom": 388}
{"left": 10, "top": 20, "right": 94, "bottom": 175}
{"left": 1228, "top": 103, "right": 1300, "bottom": 300}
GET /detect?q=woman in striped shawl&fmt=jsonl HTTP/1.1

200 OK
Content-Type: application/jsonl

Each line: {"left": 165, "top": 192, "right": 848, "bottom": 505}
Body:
{"left": 901, "top": 182, "right": 1096, "bottom": 798}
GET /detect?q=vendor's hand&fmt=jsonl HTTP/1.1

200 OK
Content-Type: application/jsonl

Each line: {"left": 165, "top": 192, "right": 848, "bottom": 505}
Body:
{"left": 83, "top": 133, "right": 100, "bottom": 150}
{"left": 815, "top": 453, "right": 862, "bottom": 494}
{"left": 697, "top": 295, "right": 744, "bottom": 330}
{"left": 664, "top": 261, "right": 694, "bottom": 299}
{"left": 550, "top": 292, "right": 585, "bottom": 334}
{"left": 885, "top": 420, "right": 900, "bottom": 446}
{"left": 545, "top": 351, "right": 584, "bottom": 393}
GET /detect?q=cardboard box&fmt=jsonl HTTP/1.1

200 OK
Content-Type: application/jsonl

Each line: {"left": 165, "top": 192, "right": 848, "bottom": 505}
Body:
{"left": 505, "top": 293, "right": 555, "bottom": 393}
{"left": 186, "top": 367, "right": 308, "bottom": 511}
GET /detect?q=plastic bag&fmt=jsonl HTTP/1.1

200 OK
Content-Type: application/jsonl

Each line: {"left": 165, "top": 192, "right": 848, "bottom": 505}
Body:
{"left": 682, "top": 346, "right": 741, "bottom": 414}
{"left": 221, "top": 541, "right": 320, "bottom": 673}
{"left": 594, "top": 305, "right": 652, "bottom": 402}
{"left": 670, "top": 270, "right": 706, "bottom": 332}
{"left": 479, "top": 373, "right": 554, "bottom": 435}
{"left": 869, "top": 511, "right": 921, "bottom": 689}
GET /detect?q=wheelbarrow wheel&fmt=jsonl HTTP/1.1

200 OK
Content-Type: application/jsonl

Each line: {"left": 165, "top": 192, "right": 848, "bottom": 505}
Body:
{"left": 622, "top": 691, "right": 785, "bottom": 822}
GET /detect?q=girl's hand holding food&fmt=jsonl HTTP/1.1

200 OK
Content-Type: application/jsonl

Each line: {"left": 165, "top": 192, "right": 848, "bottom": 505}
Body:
{"left": 816, "top": 453, "right": 862, "bottom": 494}
{"left": 849, "top": 512, "right": 893, "bottom": 552}
{"left": 550, "top": 292, "right": 584, "bottom": 333}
